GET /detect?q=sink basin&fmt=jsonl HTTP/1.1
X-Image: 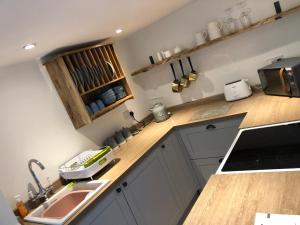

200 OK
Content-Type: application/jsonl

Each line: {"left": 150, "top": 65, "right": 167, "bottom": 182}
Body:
{"left": 24, "top": 179, "right": 109, "bottom": 225}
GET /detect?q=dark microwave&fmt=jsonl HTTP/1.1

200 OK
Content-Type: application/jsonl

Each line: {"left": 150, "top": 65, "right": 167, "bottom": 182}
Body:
{"left": 258, "top": 57, "right": 300, "bottom": 97}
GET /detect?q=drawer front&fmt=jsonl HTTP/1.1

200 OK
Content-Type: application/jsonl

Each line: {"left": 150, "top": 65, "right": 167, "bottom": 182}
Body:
{"left": 179, "top": 117, "right": 242, "bottom": 159}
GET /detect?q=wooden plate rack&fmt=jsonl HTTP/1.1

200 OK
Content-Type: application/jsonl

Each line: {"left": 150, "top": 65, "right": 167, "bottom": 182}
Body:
{"left": 44, "top": 43, "right": 133, "bottom": 129}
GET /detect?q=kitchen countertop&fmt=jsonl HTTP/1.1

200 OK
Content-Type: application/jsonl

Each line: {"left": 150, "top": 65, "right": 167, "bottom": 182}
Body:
{"left": 183, "top": 172, "right": 300, "bottom": 225}
{"left": 25, "top": 91, "right": 300, "bottom": 225}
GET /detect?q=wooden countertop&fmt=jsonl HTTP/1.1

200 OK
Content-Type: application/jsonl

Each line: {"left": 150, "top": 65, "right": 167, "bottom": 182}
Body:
{"left": 25, "top": 92, "right": 300, "bottom": 225}
{"left": 183, "top": 172, "right": 300, "bottom": 225}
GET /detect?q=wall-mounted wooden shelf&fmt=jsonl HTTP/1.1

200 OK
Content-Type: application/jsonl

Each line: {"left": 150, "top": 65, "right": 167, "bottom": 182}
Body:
{"left": 44, "top": 43, "right": 133, "bottom": 129}
{"left": 131, "top": 4, "right": 300, "bottom": 76}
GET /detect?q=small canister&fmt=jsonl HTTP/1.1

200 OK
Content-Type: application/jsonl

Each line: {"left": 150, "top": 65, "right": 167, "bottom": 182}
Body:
{"left": 150, "top": 103, "right": 169, "bottom": 123}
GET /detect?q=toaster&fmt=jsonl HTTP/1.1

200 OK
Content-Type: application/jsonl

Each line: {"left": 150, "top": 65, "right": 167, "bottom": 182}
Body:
{"left": 224, "top": 79, "right": 252, "bottom": 101}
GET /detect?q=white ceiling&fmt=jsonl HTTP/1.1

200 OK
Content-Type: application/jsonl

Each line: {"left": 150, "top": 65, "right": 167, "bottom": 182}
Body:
{"left": 0, "top": 0, "right": 193, "bottom": 67}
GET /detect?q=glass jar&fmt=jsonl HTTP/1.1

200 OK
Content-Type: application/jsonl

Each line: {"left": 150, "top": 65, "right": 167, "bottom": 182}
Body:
{"left": 240, "top": 9, "right": 252, "bottom": 28}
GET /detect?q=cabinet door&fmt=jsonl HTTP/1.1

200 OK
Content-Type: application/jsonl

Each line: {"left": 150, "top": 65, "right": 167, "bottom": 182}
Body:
{"left": 159, "top": 132, "right": 198, "bottom": 211}
{"left": 178, "top": 116, "right": 243, "bottom": 159}
{"left": 192, "top": 157, "right": 224, "bottom": 187}
{"left": 122, "top": 150, "right": 181, "bottom": 225}
{"left": 72, "top": 188, "right": 137, "bottom": 225}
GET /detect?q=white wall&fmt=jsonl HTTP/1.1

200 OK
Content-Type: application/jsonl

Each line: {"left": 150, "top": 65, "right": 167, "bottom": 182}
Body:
{"left": 0, "top": 56, "right": 149, "bottom": 208}
{"left": 123, "top": 0, "right": 300, "bottom": 106}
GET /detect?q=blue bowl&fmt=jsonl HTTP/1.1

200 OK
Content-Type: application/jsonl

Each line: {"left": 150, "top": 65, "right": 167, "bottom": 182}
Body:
{"left": 85, "top": 105, "right": 93, "bottom": 116}
{"left": 89, "top": 102, "right": 100, "bottom": 114}
{"left": 112, "top": 86, "right": 125, "bottom": 94}
{"left": 96, "top": 99, "right": 105, "bottom": 110}
{"left": 100, "top": 89, "right": 117, "bottom": 105}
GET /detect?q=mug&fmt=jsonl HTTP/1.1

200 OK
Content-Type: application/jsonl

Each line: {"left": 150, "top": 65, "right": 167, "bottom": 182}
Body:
{"left": 174, "top": 46, "right": 182, "bottom": 54}
{"left": 161, "top": 50, "right": 172, "bottom": 59}
{"left": 122, "top": 127, "right": 133, "bottom": 140}
{"left": 104, "top": 137, "right": 119, "bottom": 150}
{"left": 207, "top": 21, "right": 223, "bottom": 40}
{"left": 114, "top": 131, "right": 126, "bottom": 145}
{"left": 195, "top": 30, "right": 208, "bottom": 46}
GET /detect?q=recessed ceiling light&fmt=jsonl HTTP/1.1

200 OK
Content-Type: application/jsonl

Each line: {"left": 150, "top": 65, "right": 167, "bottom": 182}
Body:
{"left": 23, "top": 43, "right": 36, "bottom": 50}
{"left": 115, "top": 29, "right": 123, "bottom": 34}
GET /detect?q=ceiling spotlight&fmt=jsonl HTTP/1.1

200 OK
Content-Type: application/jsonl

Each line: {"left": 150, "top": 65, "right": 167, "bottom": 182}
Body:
{"left": 23, "top": 43, "right": 36, "bottom": 50}
{"left": 115, "top": 29, "right": 123, "bottom": 34}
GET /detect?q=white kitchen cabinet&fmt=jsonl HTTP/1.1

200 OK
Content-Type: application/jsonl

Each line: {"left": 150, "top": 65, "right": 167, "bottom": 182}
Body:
{"left": 158, "top": 132, "right": 198, "bottom": 211}
{"left": 121, "top": 149, "right": 182, "bottom": 225}
{"left": 72, "top": 187, "right": 137, "bottom": 225}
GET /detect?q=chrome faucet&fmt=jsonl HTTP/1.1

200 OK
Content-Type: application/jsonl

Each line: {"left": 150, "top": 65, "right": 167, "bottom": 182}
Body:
{"left": 28, "top": 159, "right": 51, "bottom": 200}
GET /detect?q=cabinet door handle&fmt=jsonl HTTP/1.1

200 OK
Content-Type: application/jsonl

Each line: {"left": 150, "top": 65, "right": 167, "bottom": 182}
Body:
{"left": 161, "top": 144, "right": 166, "bottom": 149}
{"left": 122, "top": 182, "right": 128, "bottom": 187}
{"left": 218, "top": 158, "right": 224, "bottom": 164}
{"left": 116, "top": 187, "right": 122, "bottom": 193}
{"left": 206, "top": 124, "right": 216, "bottom": 130}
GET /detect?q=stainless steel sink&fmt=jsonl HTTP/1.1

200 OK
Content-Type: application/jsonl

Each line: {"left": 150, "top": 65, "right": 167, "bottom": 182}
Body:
{"left": 24, "top": 179, "right": 109, "bottom": 225}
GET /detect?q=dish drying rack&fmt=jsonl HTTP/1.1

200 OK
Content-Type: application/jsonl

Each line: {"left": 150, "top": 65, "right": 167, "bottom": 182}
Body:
{"left": 59, "top": 146, "right": 115, "bottom": 180}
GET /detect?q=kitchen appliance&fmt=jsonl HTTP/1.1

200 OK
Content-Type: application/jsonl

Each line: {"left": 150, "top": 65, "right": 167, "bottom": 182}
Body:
{"left": 0, "top": 192, "right": 20, "bottom": 225}
{"left": 150, "top": 103, "right": 169, "bottom": 123}
{"left": 224, "top": 79, "right": 252, "bottom": 101}
{"left": 258, "top": 57, "right": 300, "bottom": 97}
{"left": 59, "top": 146, "right": 115, "bottom": 180}
{"left": 217, "top": 120, "right": 300, "bottom": 173}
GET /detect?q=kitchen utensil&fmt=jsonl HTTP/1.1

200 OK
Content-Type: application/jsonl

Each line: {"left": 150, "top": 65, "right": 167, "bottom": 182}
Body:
{"left": 157, "top": 52, "right": 163, "bottom": 61}
{"left": 150, "top": 103, "right": 169, "bottom": 123}
{"left": 106, "top": 61, "right": 116, "bottom": 79}
{"left": 100, "top": 89, "right": 117, "bottom": 106}
{"left": 179, "top": 59, "right": 190, "bottom": 88}
{"left": 122, "top": 127, "right": 133, "bottom": 140}
{"left": 239, "top": 9, "right": 252, "bottom": 28}
{"left": 89, "top": 102, "right": 100, "bottom": 114}
{"left": 224, "top": 79, "right": 252, "bottom": 101}
{"left": 104, "top": 137, "right": 119, "bottom": 150}
{"left": 187, "top": 56, "right": 198, "bottom": 81}
{"left": 207, "top": 21, "right": 223, "bottom": 40}
{"left": 85, "top": 105, "right": 93, "bottom": 116}
{"left": 112, "top": 85, "right": 126, "bottom": 100}
{"left": 223, "top": 17, "right": 238, "bottom": 34}
{"left": 162, "top": 50, "right": 172, "bottom": 59}
{"left": 170, "top": 63, "right": 182, "bottom": 93}
{"left": 195, "top": 30, "right": 208, "bottom": 46}
{"left": 114, "top": 131, "right": 126, "bottom": 145}
{"left": 58, "top": 147, "right": 115, "bottom": 180}
{"left": 174, "top": 46, "right": 182, "bottom": 54}
{"left": 95, "top": 99, "right": 105, "bottom": 111}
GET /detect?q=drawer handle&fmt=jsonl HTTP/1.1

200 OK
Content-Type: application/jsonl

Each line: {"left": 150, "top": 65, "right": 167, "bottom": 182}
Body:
{"left": 116, "top": 187, "right": 122, "bottom": 193}
{"left": 161, "top": 144, "right": 166, "bottom": 149}
{"left": 218, "top": 158, "right": 223, "bottom": 164}
{"left": 122, "top": 182, "right": 128, "bottom": 187}
{"left": 206, "top": 124, "right": 216, "bottom": 130}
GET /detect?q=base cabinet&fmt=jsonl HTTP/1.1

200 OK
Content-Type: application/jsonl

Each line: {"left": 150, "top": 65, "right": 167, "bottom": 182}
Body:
{"left": 178, "top": 116, "right": 243, "bottom": 188}
{"left": 72, "top": 189, "right": 137, "bottom": 225}
{"left": 73, "top": 131, "right": 197, "bottom": 225}
{"left": 122, "top": 149, "right": 181, "bottom": 225}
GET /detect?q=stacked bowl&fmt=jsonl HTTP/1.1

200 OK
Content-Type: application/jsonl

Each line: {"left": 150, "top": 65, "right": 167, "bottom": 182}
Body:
{"left": 112, "top": 85, "right": 127, "bottom": 100}
{"left": 100, "top": 89, "right": 117, "bottom": 106}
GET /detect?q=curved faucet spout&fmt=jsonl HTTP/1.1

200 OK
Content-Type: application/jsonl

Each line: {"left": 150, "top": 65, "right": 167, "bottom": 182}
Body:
{"left": 28, "top": 159, "right": 47, "bottom": 198}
